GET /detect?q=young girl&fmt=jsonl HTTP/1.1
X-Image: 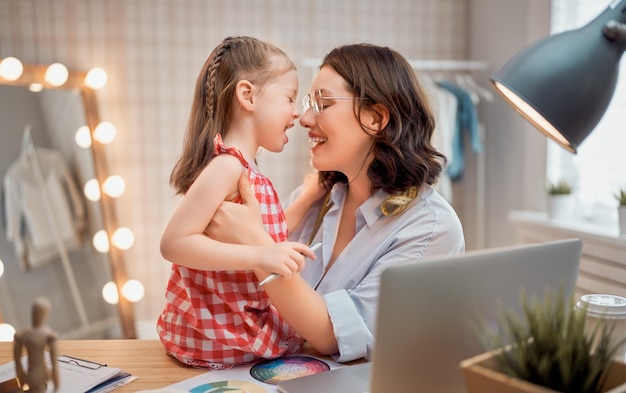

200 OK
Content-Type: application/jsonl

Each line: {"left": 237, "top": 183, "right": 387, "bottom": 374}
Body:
{"left": 157, "top": 36, "right": 322, "bottom": 369}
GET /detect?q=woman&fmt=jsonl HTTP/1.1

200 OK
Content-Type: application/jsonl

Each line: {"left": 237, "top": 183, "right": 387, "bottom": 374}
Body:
{"left": 207, "top": 43, "right": 465, "bottom": 363}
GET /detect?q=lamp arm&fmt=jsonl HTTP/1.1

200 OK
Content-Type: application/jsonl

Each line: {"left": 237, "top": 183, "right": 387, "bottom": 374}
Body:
{"left": 603, "top": 20, "right": 626, "bottom": 42}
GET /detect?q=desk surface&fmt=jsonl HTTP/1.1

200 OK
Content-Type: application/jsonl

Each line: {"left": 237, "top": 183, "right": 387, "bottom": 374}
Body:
{"left": 0, "top": 339, "right": 328, "bottom": 392}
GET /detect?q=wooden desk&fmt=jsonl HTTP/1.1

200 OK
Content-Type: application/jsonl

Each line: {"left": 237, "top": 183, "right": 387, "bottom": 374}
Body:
{"left": 0, "top": 339, "right": 330, "bottom": 392}
{"left": 0, "top": 339, "right": 208, "bottom": 391}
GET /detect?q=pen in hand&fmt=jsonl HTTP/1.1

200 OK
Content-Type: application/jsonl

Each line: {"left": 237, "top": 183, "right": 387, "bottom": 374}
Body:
{"left": 259, "top": 242, "right": 323, "bottom": 287}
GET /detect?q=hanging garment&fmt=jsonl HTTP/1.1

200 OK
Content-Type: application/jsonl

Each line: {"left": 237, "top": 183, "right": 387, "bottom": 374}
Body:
{"left": 3, "top": 147, "right": 85, "bottom": 270}
{"left": 424, "top": 79, "right": 457, "bottom": 202}
{"left": 438, "top": 81, "right": 483, "bottom": 181}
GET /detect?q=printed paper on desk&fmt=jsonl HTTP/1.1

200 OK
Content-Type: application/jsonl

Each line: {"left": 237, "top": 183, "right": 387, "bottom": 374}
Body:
{"left": 0, "top": 353, "right": 133, "bottom": 393}
{"left": 166, "top": 355, "right": 345, "bottom": 393}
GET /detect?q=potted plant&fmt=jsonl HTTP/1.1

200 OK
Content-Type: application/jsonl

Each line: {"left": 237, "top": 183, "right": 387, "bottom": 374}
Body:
{"left": 547, "top": 180, "right": 574, "bottom": 196}
{"left": 460, "top": 289, "right": 626, "bottom": 393}
{"left": 546, "top": 180, "right": 574, "bottom": 220}
{"left": 616, "top": 188, "right": 626, "bottom": 235}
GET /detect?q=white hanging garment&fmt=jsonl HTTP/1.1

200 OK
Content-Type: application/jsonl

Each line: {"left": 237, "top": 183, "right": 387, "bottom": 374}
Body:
{"left": 3, "top": 147, "right": 85, "bottom": 270}
{"left": 423, "top": 77, "right": 457, "bottom": 203}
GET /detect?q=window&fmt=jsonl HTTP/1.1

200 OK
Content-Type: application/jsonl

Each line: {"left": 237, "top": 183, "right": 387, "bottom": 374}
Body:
{"left": 549, "top": 0, "right": 626, "bottom": 223}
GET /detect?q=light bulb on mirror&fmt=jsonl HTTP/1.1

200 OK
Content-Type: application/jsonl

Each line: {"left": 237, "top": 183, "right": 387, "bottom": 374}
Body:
{"left": 29, "top": 83, "right": 43, "bottom": 92}
{"left": 121, "top": 279, "right": 145, "bottom": 302}
{"left": 75, "top": 125, "right": 92, "bottom": 148}
{"left": 0, "top": 323, "right": 16, "bottom": 342}
{"left": 44, "top": 62, "right": 69, "bottom": 86}
{"left": 112, "top": 227, "right": 134, "bottom": 250}
{"left": 84, "top": 67, "right": 108, "bottom": 90}
{"left": 103, "top": 175, "right": 125, "bottom": 198}
{"left": 84, "top": 178, "right": 101, "bottom": 201}
{"left": 93, "top": 121, "right": 116, "bottom": 144}
{"left": 0, "top": 57, "right": 23, "bottom": 81}
{"left": 92, "top": 230, "right": 110, "bottom": 253}
{"left": 0, "top": 259, "right": 4, "bottom": 278}
{"left": 102, "top": 281, "right": 119, "bottom": 305}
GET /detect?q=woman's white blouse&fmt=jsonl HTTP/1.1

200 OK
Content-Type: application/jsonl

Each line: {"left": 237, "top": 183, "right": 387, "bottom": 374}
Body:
{"left": 285, "top": 183, "right": 465, "bottom": 362}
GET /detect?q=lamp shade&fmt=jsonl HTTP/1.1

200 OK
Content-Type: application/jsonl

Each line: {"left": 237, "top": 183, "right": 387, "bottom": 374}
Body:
{"left": 490, "top": 1, "right": 626, "bottom": 153}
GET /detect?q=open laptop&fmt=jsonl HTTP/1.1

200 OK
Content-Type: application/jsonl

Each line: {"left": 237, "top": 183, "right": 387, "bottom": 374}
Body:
{"left": 277, "top": 238, "right": 582, "bottom": 393}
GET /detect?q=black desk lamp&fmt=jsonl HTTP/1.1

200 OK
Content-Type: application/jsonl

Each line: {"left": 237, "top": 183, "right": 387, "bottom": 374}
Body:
{"left": 490, "top": 0, "right": 626, "bottom": 153}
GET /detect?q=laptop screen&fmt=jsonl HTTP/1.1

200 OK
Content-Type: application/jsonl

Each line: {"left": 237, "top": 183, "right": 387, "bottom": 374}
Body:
{"left": 278, "top": 238, "right": 582, "bottom": 393}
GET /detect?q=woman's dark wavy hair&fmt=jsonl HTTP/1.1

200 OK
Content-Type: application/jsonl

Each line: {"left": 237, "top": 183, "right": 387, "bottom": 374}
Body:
{"left": 319, "top": 43, "right": 445, "bottom": 195}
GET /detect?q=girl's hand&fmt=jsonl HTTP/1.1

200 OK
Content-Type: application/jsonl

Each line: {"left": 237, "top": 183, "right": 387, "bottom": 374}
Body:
{"left": 256, "top": 241, "right": 317, "bottom": 279}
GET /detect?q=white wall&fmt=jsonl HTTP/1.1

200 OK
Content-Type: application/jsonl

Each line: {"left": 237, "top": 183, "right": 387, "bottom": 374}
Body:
{"left": 466, "top": 0, "right": 551, "bottom": 249}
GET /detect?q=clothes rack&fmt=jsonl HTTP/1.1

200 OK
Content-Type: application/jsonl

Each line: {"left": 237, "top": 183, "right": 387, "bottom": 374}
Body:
{"left": 409, "top": 59, "right": 488, "bottom": 71}
{"left": 21, "top": 125, "right": 89, "bottom": 328}
{"left": 302, "top": 58, "right": 488, "bottom": 73}
{"left": 409, "top": 60, "right": 488, "bottom": 250}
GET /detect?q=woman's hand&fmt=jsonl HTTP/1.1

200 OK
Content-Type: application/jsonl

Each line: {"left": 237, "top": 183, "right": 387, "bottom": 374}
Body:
{"left": 284, "top": 171, "right": 327, "bottom": 233}
{"left": 205, "top": 171, "right": 268, "bottom": 245}
{"left": 300, "top": 171, "right": 327, "bottom": 205}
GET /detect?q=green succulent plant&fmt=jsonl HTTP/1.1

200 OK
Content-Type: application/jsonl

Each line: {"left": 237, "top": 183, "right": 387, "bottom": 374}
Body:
{"left": 478, "top": 288, "right": 626, "bottom": 393}
{"left": 547, "top": 180, "right": 573, "bottom": 195}
{"left": 615, "top": 189, "right": 626, "bottom": 206}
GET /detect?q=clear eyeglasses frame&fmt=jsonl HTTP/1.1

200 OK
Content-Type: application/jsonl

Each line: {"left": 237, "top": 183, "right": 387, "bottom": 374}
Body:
{"left": 302, "top": 89, "right": 361, "bottom": 115}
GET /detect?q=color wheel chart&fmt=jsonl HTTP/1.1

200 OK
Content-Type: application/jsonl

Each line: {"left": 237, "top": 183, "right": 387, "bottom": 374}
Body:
{"left": 188, "top": 380, "right": 266, "bottom": 393}
{"left": 249, "top": 356, "right": 330, "bottom": 385}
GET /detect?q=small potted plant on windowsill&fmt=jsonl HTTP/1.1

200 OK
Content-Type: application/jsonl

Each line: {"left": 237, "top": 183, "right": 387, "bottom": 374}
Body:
{"left": 546, "top": 180, "right": 574, "bottom": 220}
{"left": 616, "top": 189, "right": 626, "bottom": 235}
{"left": 460, "top": 289, "right": 626, "bottom": 393}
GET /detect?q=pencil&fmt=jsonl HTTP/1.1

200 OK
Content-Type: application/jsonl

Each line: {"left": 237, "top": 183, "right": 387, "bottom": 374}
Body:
{"left": 259, "top": 242, "right": 323, "bottom": 286}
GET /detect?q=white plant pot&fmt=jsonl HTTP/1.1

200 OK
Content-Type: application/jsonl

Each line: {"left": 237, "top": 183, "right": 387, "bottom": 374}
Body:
{"left": 547, "top": 194, "right": 575, "bottom": 220}
{"left": 619, "top": 206, "right": 626, "bottom": 235}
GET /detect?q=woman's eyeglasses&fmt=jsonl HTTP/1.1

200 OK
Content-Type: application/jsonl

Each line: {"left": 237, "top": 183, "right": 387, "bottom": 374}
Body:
{"left": 302, "top": 89, "right": 360, "bottom": 115}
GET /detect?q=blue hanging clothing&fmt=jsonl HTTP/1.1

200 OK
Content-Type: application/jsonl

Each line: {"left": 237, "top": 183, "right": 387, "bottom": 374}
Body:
{"left": 438, "top": 81, "right": 483, "bottom": 180}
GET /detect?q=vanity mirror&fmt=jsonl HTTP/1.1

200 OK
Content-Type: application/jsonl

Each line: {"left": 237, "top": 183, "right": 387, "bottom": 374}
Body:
{"left": 0, "top": 60, "right": 137, "bottom": 339}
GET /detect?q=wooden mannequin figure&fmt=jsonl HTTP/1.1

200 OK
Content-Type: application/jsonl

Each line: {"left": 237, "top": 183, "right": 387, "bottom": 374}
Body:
{"left": 13, "top": 297, "right": 59, "bottom": 393}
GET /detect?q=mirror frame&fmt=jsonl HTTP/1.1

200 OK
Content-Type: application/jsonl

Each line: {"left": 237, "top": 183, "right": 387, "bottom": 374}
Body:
{"left": 0, "top": 62, "right": 137, "bottom": 338}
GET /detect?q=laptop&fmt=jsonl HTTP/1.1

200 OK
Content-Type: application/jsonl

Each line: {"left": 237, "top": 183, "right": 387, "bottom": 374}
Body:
{"left": 277, "top": 238, "right": 582, "bottom": 393}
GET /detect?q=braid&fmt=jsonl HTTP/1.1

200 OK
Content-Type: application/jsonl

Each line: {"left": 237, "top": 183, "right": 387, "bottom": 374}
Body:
{"left": 170, "top": 36, "right": 296, "bottom": 194}
{"left": 205, "top": 41, "right": 231, "bottom": 119}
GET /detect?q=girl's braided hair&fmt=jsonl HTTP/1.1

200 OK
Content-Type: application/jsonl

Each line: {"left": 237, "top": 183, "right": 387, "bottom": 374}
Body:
{"left": 170, "top": 36, "right": 295, "bottom": 194}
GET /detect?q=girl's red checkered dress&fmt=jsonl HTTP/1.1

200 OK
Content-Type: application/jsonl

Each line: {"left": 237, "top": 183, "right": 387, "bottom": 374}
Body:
{"left": 157, "top": 135, "right": 303, "bottom": 369}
